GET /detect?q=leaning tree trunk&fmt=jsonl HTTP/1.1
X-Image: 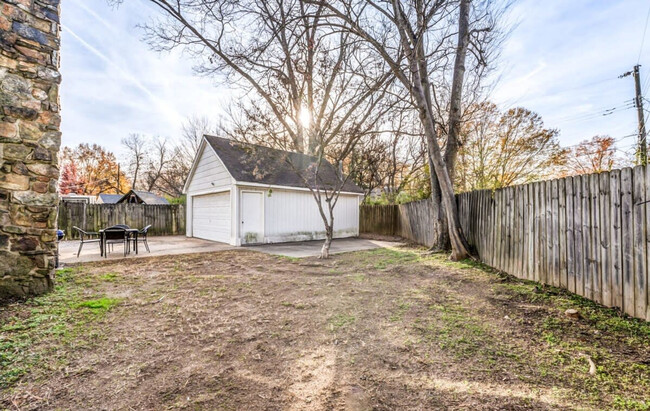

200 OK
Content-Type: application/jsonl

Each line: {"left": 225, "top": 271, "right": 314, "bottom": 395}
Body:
{"left": 417, "top": 104, "right": 470, "bottom": 261}
{"left": 393, "top": 0, "right": 470, "bottom": 260}
{"left": 423, "top": 0, "right": 471, "bottom": 255}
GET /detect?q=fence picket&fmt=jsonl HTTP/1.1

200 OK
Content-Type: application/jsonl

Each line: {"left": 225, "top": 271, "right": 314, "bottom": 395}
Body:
{"left": 621, "top": 168, "right": 635, "bottom": 316}
{"left": 633, "top": 166, "right": 647, "bottom": 319}
{"left": 566, "top": 177, "right": 576, "bottom": 293}
{"left": 590, "top": 174, "right": 602, "bottom": 303}
{"left": 599, "top": 172, "right": 612, "bottom": 307}
{"left": 610, "top": 170, "right": 624, "bottom": 311}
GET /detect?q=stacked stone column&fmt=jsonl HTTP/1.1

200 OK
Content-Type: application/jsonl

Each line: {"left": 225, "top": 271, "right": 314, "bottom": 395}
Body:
{"left": 0, "top": 0, "right": 61, "bottom": 298}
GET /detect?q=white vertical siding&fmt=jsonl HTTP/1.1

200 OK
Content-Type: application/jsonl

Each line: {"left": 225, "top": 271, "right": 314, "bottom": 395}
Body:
{"left": 262, "top": 188, "right": 360, "bottom": 243}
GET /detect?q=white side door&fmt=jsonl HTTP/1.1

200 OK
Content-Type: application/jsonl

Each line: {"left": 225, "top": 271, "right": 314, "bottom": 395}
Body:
{"left": 240, "top": 191, "right": 264, "bottom": 244}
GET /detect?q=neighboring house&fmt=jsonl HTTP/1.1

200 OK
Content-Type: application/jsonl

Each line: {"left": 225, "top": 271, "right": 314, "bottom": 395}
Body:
{"left": 96, "top": 194, "right": 122, "bottom": 204}
{"left": 183, "top": 135, "right": 364, "bottom": 246}
{"left": 117, "top": 190, "right": 169, "bottom": 205}
{"left": 60, "top": 194, "right": 97, "bottom": 204}
{"left": 96, "top": 190, "right": 169, "bottom": 205}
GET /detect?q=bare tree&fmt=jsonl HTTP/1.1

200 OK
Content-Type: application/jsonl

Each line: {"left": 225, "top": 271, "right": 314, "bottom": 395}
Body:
{"left": 306, "top": 0, "right": 504, "bottom": 259}
{"left": 350, "top": 108, "right": 427, "bottom": 203}
{"left": 130, "top": 0, "right": 394, "bottom": 257}
{"left": 121, "top": 133, "right": 147, "bottom": 190}
{"left": 180, "top": 115, "right": 216, "bottom": 166}
{"left": 142, "top": 137, "right": 170, "bottom": 192}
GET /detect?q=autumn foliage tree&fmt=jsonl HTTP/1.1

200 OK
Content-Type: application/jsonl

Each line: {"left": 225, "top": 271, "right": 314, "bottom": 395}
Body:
{"left": 58, "top": 162, "right": 85, "bottom": 194}
{"left": 60, "top": 144, "right": 130, "bottom": 195}
{"left": 561, "top": 135, "right": 627, "bottom": 176}
{"left": 455, "top": 103, "right": 565, "bottom": 191}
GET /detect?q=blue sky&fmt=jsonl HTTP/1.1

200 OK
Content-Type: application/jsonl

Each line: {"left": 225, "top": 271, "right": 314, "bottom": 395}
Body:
{"left": 61, "top": 0, "right": 650, "bottom": 158}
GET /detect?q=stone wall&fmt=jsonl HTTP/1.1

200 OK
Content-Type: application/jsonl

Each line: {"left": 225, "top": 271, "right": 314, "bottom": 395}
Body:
{"left": 0, "top": 0, "right": 61, "bottom": 299}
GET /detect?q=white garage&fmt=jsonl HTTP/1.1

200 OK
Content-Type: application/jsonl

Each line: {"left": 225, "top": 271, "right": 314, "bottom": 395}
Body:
{"left": 183, "top": 135, "right": 364, "bottom": 246}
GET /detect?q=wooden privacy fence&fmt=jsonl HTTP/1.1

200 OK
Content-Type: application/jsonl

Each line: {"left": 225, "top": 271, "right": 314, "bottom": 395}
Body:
{"left": 359, "top": 205, "right": 399, "bottom": 235}
{"left": 361, "top": 166, "right": 650, "bottom": 322}
{"left": 359, "top": 198, "right": 445, "bottom": 246}
{"left": 58, "top": 203, "right": 186, "bottom": 239}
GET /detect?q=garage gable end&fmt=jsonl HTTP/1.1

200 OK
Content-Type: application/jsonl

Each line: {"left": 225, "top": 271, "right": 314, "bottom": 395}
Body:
{"left": 185, "top": 140, "right": 233, "bottom": 194}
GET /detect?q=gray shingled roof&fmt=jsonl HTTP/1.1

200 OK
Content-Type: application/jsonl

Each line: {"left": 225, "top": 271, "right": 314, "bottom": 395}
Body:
{"left": 116, "top": 190, "right": 169, "bottom": 205}
{"left": 204, "top": 135, "right": 363, "bottom": 194}
{"left": 98, "top": 194, "right": 122, "bottom": 204}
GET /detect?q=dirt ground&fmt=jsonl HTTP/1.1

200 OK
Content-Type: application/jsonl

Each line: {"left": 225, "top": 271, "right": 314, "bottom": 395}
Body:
{"left": 1, "top": 245, "right": 649, "bottom": 410}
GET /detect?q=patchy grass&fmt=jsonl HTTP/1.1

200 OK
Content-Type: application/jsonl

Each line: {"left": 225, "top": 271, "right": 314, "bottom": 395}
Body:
{"left": 389, "top": 300, "right": 411, "bottom": 322}
{"left": 75, "top": 297, "right": 121, "bottom": 311}
{"left": 328, "top": 313, "right": 356, "bottom": 330}
{"left": 98, "top": 272, "right": 119, "bottom": 282}
{"left": 370, "top": 247, "right": 421, "bottom": 269}
{"left": 2, "top": 246, "right": 649, "bottom": 410}
{"left": 0, "top": 267, "right": 121, "bottom": 389}
{"left": 281, "top": 301, "right": 308, "bottom": 310}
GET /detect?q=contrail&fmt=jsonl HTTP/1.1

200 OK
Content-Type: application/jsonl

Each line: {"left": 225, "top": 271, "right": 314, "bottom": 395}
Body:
{"left": 69, "top": 0, "right": 116, "bottom": 33}
{"left": 62, "top": 24, "right": 184, "bottom": 127}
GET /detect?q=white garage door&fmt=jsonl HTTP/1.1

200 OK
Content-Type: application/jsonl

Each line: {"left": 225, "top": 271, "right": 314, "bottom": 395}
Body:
{"left": 192, "top": 192, "right": 230, "bottom": 243}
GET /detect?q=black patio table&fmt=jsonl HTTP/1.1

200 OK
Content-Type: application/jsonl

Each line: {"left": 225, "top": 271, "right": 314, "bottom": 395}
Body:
{"left": 99, "top": 225, "right": 139, "bottom": 257}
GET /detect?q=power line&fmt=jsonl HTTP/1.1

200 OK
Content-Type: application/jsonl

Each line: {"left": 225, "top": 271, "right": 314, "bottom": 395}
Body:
{"left": 559, "top": 133, "right": 637, "bottom": 153}
{"left": 553, "top": 101, "right": 636, "bottom": 124}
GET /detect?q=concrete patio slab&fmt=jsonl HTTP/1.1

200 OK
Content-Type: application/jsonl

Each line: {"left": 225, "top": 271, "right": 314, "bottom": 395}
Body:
{"left": 246, "top": 238, "right": 400, "bottom": 258}
{"left": 58, "top": 236, "right": 399, "bottom": 265}
{"left": 59, "top": 236, "right": 234, "bottom": 265}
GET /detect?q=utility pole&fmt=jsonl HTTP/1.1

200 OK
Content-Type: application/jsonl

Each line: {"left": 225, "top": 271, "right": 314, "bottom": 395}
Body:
{"left": 620, "top": 64, "right": 648, "bottom": 165}
{"left": 117, "top": 164, "right": 120, "bottom": 194}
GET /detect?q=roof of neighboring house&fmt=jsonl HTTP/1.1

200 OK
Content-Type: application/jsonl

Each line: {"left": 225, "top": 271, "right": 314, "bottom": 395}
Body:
{"left": 97, "top": 194, "right": 122, "bottom": 204}
{"left": 203, "top": 135, "right": 364, "bottom": 194}
{"left": 117, "top": 190, "right": 170, "bottom": 205}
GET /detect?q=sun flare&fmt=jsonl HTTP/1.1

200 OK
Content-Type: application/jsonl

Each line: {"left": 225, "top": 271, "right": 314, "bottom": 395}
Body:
{"left": 298, "top": 106, "right": 311, "bottom": 128}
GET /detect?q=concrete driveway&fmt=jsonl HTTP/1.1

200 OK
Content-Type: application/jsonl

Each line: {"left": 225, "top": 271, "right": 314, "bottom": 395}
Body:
{"left": 58, "top": 236, "right": 399, "bottom": 265}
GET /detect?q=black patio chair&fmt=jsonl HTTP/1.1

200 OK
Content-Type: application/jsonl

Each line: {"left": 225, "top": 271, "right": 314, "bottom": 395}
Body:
{"left": 103, "top": 226, "right": 130, "bottom": 258}
{"left": 73, "top": 226, "right": 100, "bottom": 257}
{"left": 131, "top": 224, "right": 152, "bottom": 253}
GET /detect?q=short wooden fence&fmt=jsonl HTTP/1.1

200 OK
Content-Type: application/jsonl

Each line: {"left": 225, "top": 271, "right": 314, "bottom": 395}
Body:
{"left": 361, "top": 166, "right": 650, "bottom": 322}
{"left": 58, "top": 203, "right": 186, "bottom": 239}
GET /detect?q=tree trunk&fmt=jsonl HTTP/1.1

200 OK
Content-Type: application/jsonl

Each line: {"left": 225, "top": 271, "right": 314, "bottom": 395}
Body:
{"left": 426, "top": 134, "right": 450, "bottom": 252}
{"left": 417, "top": 105, "right": 470, "bottom": 260}
{"left": 423, "top": 0, "right": 470, "bottom": 256}
{"left": 443, "top": 0, "right": 470, "bottom": 182}
{"left": 391, "top": 0, "right": 469, "bottom": 259}
{"left": 320, "top": 225, "right": 333, "bottom": 259}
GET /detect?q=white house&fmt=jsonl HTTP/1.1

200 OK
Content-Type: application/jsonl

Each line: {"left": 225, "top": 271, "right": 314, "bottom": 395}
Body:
{"left": 183, "top": 135, "right": 364, "bottom": 246}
